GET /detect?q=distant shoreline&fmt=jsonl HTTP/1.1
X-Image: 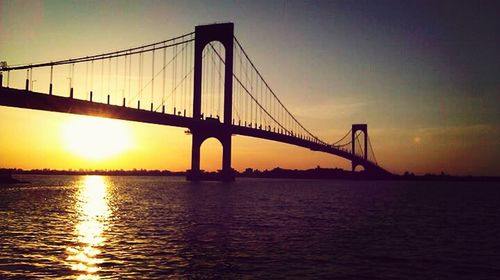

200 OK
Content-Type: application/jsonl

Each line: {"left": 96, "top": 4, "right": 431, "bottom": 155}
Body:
{"left": 1, "top": 168, "right": 499, "bottom": 182}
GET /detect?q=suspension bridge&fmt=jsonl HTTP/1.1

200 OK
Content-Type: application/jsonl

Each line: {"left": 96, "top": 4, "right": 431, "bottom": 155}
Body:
{"left": 0, "top": 23, "right": 390, "bottom": 181}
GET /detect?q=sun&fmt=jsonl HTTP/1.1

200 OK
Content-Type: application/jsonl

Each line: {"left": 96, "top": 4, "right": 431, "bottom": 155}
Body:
{"left": 62, "top": 116, "right": 133, "bottom": 161}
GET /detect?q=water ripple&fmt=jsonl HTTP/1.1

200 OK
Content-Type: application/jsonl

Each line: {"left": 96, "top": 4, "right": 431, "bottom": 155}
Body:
{"left": 1, "top": 176, "right": 499, "bottom": 279}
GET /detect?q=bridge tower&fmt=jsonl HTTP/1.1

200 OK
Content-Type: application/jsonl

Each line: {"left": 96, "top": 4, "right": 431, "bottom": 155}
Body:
{"left": 188, "top": 23, "right": 234, "bottom": 181}
{"left": 351, "top": 124, "right": 368, "bottom": 171}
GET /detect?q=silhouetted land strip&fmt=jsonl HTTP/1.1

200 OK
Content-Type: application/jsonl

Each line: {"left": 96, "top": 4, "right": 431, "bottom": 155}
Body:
{"left": 239, "top": 167, "right": 499, "bottom": 182}
{"left": 1, "top": 168, "right": 184, "bottom": 177}
{"left": 1, "top": 168, "right": 498, "bottom": 182}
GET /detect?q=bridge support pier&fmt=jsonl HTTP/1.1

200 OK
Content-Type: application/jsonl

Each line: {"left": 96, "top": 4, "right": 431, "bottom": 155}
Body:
{"left": 351, "top": 124, "right": 368, "bottom": 172}
{"left": 188, "top": 130, "right": 234, "bottom": 182}
{"left": 187, "top": 23, "right": 235, "bottom": 182}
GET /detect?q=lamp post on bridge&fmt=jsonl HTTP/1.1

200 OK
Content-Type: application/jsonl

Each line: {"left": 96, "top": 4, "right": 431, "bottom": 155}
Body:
{"left": 0, "top": 61, "right": 6, "bottom": 88}
{"left": 67, "top": 77, "right": 73, "bottom": 98}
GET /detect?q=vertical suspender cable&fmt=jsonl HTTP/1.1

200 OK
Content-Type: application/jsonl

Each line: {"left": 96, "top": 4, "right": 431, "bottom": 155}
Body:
{"left": 85, "top": 61, "right": 88, "bottom": 95}
{"left": 258, "top": 75, "right": 261, "bottom": 127}
{"left": 262, "top": 81, "right": 265, "bottom": 127}
{"left": 90, "top": 60, "right": 94, "bottom": 99}
{"left": 101, "top": 59, "right": 104, "bottom": 101}
{"left": 71, "top": 63, "right": 74, "bottom": 95}
{"left": 181, "top": 41, "right": 187, "bottom": 115}
{"left": 220, "top": 43, "right": 223, "bottom": 119}
{"left": 107, "top": 58, "right": 111, "bottom": 97}
{"left": 115, "top": 56, "right": 119, "bottom": 100}
{"left": 128, "top": 51, "right": 132, "bottom": 102}
{"left": 49, "top": 65, "right": 53, "bottom": 94}
{"left": 139, "top": 50, "right": 143, "bottom": 103}
{"left": 179, "top": 42, "right": 186, "bottom": 112}
{"left": 218, "top": 44, "right": 221, "bottom": 118}
{"left": 216, "top": 43, "right": 219, "bottom": 119}
{"left": 202, "top": 47, "right": 206, "bottom": 117}
{"left": 250, "top": 68, "right": 254, "bottom": 126}
{"left": 152, "top": 47, "right": 155, "bottom": 110}
{"left": 67, "top": 64, "right": 70, "bottom": 91}
{"left": 254, "top": 71, "right": 257, "bottom": 126}
{"left": 29, "top": 67, "right": 33, "bottom": 91}
{"left": 245, "top": 53, "right": 248, "bottom": 124}
{"left": 256, "top": 78, "right": 259, "bottom": 127}
{"left": 173, "top": 41, "right": 177, "bottom": 114}
{"left": 123, "top": 54, "right": 127, "bottom": 100}
{"left": 240, "top": 46, "right": 243, "bottom": 124}
{"left": 162, "top": 42, "right": 166, "bottom": 108}
{"left": 210, "top": 45, "right": 214, "bottom": 117}
{"left": 185, "top": 42, "right": 188, "bottom": 116}
{"left": 184, "top": 41, "right": 188, "bottom": 116}
{"left": 188, "top": 42, "right": 194, "bottom": 115}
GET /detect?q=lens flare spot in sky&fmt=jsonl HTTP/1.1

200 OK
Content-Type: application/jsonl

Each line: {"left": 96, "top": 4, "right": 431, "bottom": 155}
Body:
{"left": 62, "top": 116, "right": 133, "bottom": 161}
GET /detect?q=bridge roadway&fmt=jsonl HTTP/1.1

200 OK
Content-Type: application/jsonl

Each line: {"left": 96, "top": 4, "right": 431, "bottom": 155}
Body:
{"left": 0, "top": 87, "right": 390, "bottom": 175}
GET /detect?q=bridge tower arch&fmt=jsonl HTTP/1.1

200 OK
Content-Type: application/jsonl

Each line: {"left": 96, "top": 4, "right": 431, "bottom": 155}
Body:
{"left": 351, "top": 124, "right": 368, "bottom": 172}
{"left": 188, "top": 23, "right": 234, "bottom": 181}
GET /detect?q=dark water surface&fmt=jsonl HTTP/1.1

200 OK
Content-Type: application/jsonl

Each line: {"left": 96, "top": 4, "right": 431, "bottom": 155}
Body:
{"left": 0, "top": 175, "right": 499, "bottom": 279}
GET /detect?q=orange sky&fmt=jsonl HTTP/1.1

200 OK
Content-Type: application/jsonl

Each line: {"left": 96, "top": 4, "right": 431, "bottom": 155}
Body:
{"left": 1, "top": 1, "right": 498, "bottom": 176}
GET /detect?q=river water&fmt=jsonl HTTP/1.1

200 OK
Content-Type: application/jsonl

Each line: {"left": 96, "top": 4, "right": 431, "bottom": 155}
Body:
{"left": 0, "top": 175, "right": 499, "bottom": 279}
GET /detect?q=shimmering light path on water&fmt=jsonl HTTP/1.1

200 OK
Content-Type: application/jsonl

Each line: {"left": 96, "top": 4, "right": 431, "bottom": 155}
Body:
{"left": 1, "top": 175, "right": 499, "bottom": 279}
{"left": 66, "top": 176, "right": 110, "bottom": 278}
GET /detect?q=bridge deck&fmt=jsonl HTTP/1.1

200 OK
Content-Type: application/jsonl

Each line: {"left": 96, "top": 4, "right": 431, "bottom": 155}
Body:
{"left": 0, "top": 87, "right": 390, "bottom": 175}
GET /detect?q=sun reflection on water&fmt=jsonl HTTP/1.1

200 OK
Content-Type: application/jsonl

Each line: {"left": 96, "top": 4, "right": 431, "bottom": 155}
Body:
{"left": 66, "top": 176, "right": 110, "bottom": 279}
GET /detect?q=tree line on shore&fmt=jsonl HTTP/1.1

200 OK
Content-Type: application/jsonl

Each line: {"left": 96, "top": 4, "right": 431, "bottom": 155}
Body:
{"left": 1, "top": 167, "right": 497, "bottom": 181}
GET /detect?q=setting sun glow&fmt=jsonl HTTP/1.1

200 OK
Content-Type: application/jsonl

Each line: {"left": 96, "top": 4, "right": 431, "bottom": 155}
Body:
{"left": 62, "top": 116, "right": 133, "bottom": 161}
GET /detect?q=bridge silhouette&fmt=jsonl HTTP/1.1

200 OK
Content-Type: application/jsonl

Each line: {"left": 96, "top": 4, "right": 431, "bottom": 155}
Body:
{"left": 0, "top": 23, "right": 390, "bottom": 181}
